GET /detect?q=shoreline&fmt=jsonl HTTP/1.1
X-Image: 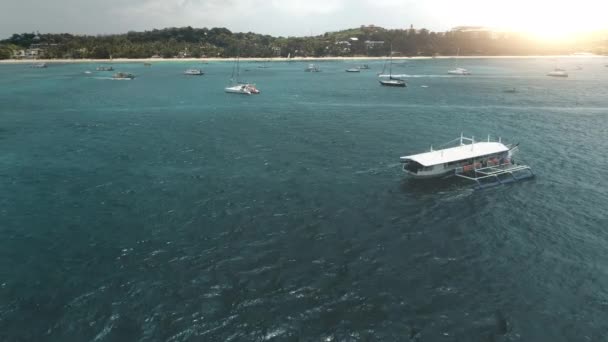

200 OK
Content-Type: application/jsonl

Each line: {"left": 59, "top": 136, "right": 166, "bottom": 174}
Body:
{"left": 0, "top": 55, "right": 604, "bottom": 64}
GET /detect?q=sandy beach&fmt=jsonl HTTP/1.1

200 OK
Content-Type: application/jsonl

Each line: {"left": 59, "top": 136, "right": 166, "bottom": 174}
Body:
{"left": 0, "top": 55, "right": 604, "bottom": 64}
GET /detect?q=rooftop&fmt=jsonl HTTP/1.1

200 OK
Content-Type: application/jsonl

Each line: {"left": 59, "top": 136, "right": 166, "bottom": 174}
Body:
{"left": 401, "top": 142, "right": 509, "bottom": 166}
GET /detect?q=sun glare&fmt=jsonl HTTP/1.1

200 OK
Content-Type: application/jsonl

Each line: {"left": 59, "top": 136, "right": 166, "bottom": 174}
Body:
{"left": 469, "top": 0, "right": 608, "bottom": 41}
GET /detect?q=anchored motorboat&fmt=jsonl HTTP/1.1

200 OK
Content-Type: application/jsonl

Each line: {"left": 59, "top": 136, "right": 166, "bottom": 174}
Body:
{"left": 346, "top": 67, "right": 361, "bottom": 73}
{"left": 184, "top": 68, "right": 204, "bottom": 75}
{"left": 31, "top": 63, "right": 47, "bottom": 68}
{"left": 448, "top": 67, "right": 471, "bottom": 75}
{"left": 547, "top": 68, "right": 568, "bottom": 77}
{"left": 96, "top": 66, "right": 114, "bottom": 71}
{"left": 400, "top": 134, "right": 533, "bottom": 188}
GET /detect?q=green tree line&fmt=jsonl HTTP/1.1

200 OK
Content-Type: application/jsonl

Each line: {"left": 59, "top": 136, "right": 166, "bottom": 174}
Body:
{"left": 1, "top": 26, "right": 606, "bottom": 59}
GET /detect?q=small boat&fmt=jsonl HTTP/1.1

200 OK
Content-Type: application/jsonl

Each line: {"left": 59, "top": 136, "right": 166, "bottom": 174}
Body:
{"left": 503, "top": 88, "right": 517, "bottom": 93}
{"left": 305, "top": 64, "right": 321, "bottom": 72}
{"left": 359, "top": 64, "right": 370, "bottom": 70}
{"left": 84, "top": 71, "right": 92, "bottom": 74}
{"left": 379, "top": 78, "right": 407, "bottom": 87}
{"left": 112, "top": 72, "right": 135, "bottom": 80}
{"left": 448, "top": 67, "right": 471, "bottom": 75}
{"left": 96, "top": 66, "right": 114, "bottom": 71}
{"left": 224, "top": 84, "right": 260, "bottom": 95}
{"left": 448, "top": 49, "right": 470, "bottom": 75}
{"left": 379, "top": 47, "right": 406, "bottom": 87}
{"left": 225, "top": 54, "right": 260, "bottom": 95}
{"left": 400, "top": 134, "right": 533, "bottom": 188}
{"left": 31, "top": 63, "right": 47, "bottom": 68}
{"left": 184, "top": 68, "right": 204, "bottom": 75}
{"left": 345, "top": 68, "right": 361, "bottom": 73}
{"left": 547, "top": 68, "right": 568, "bottom": 77}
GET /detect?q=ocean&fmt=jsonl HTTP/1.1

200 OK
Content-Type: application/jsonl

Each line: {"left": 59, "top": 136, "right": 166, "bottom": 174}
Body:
{"left": 1, "top": 58, "right": 607, "bottom": 341}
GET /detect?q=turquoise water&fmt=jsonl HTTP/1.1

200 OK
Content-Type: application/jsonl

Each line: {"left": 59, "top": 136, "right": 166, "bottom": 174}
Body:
{"left": 1, "top": 58, "right": 608, "bottom": 341}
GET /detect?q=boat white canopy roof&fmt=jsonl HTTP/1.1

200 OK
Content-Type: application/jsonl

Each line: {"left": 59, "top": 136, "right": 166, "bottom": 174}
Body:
{"left": 401, "top": 142, "right": 508, "bottom": 167}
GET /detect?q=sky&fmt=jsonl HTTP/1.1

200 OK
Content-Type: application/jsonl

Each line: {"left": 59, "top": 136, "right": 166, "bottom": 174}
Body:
{"left": 2, "top": 0, "right": 607, "bottom": 39}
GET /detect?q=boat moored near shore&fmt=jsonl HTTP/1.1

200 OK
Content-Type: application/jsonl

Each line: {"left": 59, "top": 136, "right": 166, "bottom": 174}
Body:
{"left": 184, "top": 68, "right": 204, "bottom": 75}
{"left": 448, "top": 67, "right": 471, "bottom": 75}
{"left": 547, "top": 68, "right": 568, "bottom": 77}
{"left": 305, "top": 64, "right": 321, "bottom": 72}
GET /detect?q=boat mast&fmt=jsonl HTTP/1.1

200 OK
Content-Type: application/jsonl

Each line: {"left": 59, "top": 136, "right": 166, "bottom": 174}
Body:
{"left": 230, "top": 50, "right": 237, "bottom": 82}
{"left": 389, "top": 44, "right": 393, "bottom": 79}
{"left": 236, "top": 50, "right": 240, "bottom": 84}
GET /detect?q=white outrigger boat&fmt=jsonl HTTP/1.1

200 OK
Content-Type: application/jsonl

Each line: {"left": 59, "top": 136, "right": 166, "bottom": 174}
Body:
{"left": 400, "top": 134, "right": 533, "bottom": 189}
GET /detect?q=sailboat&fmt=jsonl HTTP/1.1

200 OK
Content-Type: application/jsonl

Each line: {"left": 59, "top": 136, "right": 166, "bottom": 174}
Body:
{"left": 379, "top": 47, "right": 406, "bottom": 87}
{"left": 448, "top": 48, "right": 471, "bottom": 75}
{"left": 305, "top": 63, "right": 321, "bottom": 72}
{"left": 225, "top": 54, "right": 260, "bottom": 95}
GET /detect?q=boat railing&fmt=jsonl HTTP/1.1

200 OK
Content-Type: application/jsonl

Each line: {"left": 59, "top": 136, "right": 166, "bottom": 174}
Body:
{"left": 454, "top": 162, "right": 534, "bottom": 189}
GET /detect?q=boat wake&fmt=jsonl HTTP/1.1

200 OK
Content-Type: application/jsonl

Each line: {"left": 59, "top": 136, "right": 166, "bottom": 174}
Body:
{"left": 379, "top": 74, "right": 454, "bottom": 78}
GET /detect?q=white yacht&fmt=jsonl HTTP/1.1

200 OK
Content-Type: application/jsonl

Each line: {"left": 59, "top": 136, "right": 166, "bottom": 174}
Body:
{"left": 547, "top": 69, "right": 568, "bottom": 77}
{"left": 225, "top": 55, "right": 260, "bottom": 95}
{"left": 112, "top": 72, "right": 135, "bottom": 80}
{"left": 447, "top": 48, "right": 470, "bottom": 75}
{"left": 184, "top": 68, "right": 204, "bottom": 75}
{"left": 305, "top": 64, "right": 321, "bottom": 72}
{"left": 400, "top": 134, "right": 533, "bottom": 188}
{"left": 224, "top": 84, "right": 260, "bottom": 95}
{"left": 448, "top": 67, "right": 471, "bottom": 75}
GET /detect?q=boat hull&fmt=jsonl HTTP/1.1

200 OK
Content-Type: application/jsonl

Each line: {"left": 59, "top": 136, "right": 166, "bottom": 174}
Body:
{"left": 225, "top": 84, "right": 260, "bottom": 95}
{"left": 379, "top": 80, "right": 406, "bottom": 87}
{"left": 403, "top": 165, "right": 455, "bottom": 179}
{"left": 225, "top": 86, "right": 251, "bottom": 95}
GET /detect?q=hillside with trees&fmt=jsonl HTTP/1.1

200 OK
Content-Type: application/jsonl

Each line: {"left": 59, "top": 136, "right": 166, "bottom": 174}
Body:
{"left": 1, "top": 25, "right": 607, "bottom": 59}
